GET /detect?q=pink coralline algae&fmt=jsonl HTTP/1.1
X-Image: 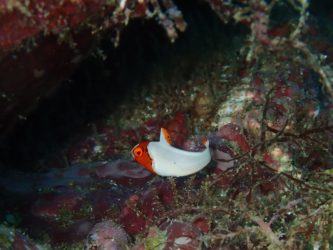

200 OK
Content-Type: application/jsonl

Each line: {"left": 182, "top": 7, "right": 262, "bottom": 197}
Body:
{"left": 85, "top": 220, "right": 129, "bottom": 250}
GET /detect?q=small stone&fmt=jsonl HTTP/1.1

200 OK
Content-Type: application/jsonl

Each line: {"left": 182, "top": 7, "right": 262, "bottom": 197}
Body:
{"left": 193, "top": 88, "right": 214, "bottom": 118}
{"left": 85, "top": 221, "right": 129, "bottom": 250}
{"left": 162, "top": 221, "right": 201, "bottom": 250}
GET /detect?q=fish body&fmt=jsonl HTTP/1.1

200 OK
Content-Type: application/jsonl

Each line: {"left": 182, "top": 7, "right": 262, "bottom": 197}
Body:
{"left": 132, "top": 128, "right": 211, "bottom": 176}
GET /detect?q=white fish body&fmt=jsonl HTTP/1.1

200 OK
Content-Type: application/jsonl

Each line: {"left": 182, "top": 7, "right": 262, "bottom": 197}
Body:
{"left": 147, "top": 129, "right": 211, "bottom": 176}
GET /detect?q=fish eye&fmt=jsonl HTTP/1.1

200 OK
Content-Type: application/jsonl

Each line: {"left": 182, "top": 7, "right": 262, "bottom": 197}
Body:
{"left": 134, "top": 148, "right": 143, "bottom": 157}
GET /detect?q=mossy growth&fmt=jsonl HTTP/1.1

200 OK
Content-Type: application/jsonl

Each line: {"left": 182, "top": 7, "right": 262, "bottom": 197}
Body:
{"left": 143, "top": 226, "right": 167, "bottom": 250}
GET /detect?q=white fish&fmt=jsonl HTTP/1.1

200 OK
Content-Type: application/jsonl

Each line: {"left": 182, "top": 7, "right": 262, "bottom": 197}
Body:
{"left": 131, "top": 128, "right": 211, "bottom": 176}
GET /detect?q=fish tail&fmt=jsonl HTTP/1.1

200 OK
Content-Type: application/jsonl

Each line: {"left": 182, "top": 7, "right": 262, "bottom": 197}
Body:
{"left": 202, "top": 138, "right": 209, "bottom": 148}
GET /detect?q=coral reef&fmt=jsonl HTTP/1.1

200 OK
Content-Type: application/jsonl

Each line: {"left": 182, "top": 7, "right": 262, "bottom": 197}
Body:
{"left": 0, "top": 0, "right": 332, "bottom": 249}
{"left": 0, "top": 0, "right": 186, "bottom": 138}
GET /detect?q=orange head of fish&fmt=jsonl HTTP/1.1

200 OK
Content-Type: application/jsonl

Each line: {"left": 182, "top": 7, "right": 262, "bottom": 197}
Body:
{"left": 131, "top": 141, "right": 154, "bottom": 174}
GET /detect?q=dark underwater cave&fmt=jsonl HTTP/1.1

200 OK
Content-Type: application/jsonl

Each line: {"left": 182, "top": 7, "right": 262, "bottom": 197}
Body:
{"left": 0, "top": 0, "right": 240, "bottom": 171}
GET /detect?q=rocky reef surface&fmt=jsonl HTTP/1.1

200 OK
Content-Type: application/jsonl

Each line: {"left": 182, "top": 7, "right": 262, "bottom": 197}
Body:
{"left": 0, "top": 0, "right": 333, "bottom": 249}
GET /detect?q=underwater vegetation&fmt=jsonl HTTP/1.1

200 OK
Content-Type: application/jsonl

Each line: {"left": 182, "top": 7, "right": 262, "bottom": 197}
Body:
{"left": 0, "top": 0, "right": 333, "bottom": 249}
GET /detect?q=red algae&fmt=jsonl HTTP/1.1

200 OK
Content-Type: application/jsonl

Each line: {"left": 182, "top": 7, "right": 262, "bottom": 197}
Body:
{"left": 217, "top": 123, "right": 251, "bottom": 152}
{"left": 164, "top": 112, "right": 189, "bottom": 147}
{"left": 0, "top": 0, "right": 333, "bottom": 249}
{"left": 31, "top": 192, "right": 83, "bottom": 219}
{"left": 192, "top": 216, "right": 210, "bottom": 234}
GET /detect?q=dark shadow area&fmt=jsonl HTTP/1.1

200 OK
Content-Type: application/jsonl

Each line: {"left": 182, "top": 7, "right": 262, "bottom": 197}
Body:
{"left": 310, "top": 0, "right": 333, "bottom": 17}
